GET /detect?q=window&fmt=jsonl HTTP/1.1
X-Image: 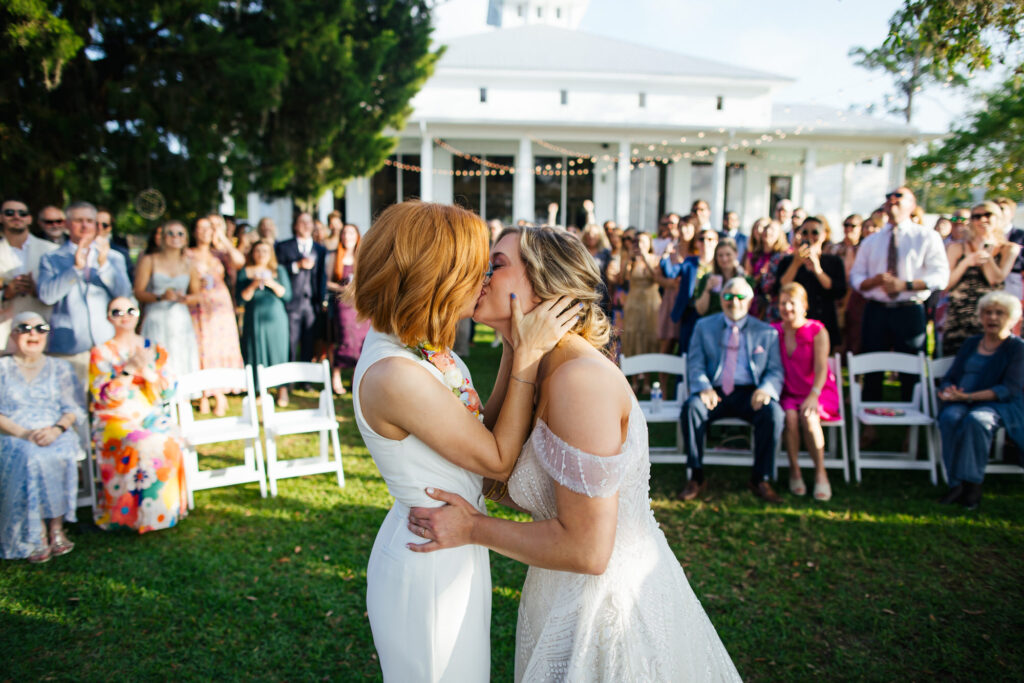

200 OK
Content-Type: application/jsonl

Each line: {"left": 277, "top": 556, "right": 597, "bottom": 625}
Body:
{"left": 556, "top": 7, "right": 562, "bottom": 18}
{"left": 534, "top": 155, "right": 595, "bottom": 228}
{"left": 770, "top": 175, "right": 793, "bottom": 214}
{"left": 716, "top": 95, "right": 724, "bottom": 111}
{"left": 537, "top": 6, "right": 543, "bottom": 18}
{"left": 479, "top": 87, "right": 487, "bottom": 103}
{"left": 451, "top": 154, "right": 514, "bottom": 224}
{"left": 560, "top": 89, "right": 568, "bottom": 105}
{"left": 638, "top": 92, "right": 646, "bottom": 108}
{"left": 517, "top": 4, "right": 524, "bottom": 17}
{"left": 370, "top": 154, "right": 421, "bottom": 218}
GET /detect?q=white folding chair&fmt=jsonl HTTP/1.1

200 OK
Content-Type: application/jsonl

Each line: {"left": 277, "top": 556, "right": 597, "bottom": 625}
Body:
{"left": 620, "top": 353, "right": 687, "bottom": 463}
{"left": 847, "top": 351, "right": 937, "bottom": 484}
{"left": 75, "top": 444, "right": 97, "bottom": 511}
{"left": 928, "top": 356, "right": 1023, "bottom": 481}
{"left": 176, "top": 366, "right": 267, "bottom": 508}
{"left": 258, "top": 361, "right": 344, "bottom": 496}
{"left": 774, "top": 353, "right": 851, "bottom": 483}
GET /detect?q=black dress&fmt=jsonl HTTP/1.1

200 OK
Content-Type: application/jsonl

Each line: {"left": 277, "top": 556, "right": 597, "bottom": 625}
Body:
{"left": 773, "top": 252, "right": 847, "bottom": 347}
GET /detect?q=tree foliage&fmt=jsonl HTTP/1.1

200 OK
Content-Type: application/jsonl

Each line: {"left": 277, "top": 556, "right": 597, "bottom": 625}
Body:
{"left": 849, "top": 0, "right": 1023, "bottom": 124}
{"left": 0, "top": 0, "right": 439, "bottom": 225}
{"left": 909, "top": 73, "right": 1024, "bottom": 204}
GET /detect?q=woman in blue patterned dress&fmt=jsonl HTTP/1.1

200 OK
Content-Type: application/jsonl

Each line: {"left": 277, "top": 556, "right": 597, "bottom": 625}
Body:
{"left": 0, "top": 312, "right": 86, "bottom": 563}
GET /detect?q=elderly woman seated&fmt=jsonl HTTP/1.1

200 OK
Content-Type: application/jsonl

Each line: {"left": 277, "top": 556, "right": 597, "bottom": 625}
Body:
{"left": 0, "top": 312, "right": 86, "bottom": 563}
{"left": 937, "top": 291, "right": 1024, "bottom": 509}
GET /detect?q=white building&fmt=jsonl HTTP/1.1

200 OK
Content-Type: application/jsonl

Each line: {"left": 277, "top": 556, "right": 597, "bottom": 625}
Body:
{"left": 250, "top": 0, "right": 921, "bottom": 238}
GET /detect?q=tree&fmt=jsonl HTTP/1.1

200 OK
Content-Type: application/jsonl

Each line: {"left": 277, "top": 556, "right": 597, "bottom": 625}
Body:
{"left": 849, "top": 0, "right": 1023, "bottom": 124}
{"left": 909, "top": 72, "right": 1024, "bottom": 206}
{"left": 0, "top": 0, "right": 439, "bottom": 225}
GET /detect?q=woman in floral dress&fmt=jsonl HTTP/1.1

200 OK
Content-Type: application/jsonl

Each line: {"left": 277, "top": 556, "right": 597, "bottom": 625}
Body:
{"left": 90, "top": 297, "right": 187, "bottom": 533}
{"left": 188, "top": 216, "right": 246, "bottom": 415}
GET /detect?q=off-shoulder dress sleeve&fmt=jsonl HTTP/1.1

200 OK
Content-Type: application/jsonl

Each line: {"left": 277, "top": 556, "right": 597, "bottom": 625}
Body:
{"left": 530, "top": 419, "right": 626, "bottom": 498}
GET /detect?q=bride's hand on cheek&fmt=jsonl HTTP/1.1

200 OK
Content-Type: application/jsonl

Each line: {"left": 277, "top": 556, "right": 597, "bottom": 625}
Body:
{"left": 511, "top": 295, "right": 579, "bottom": 362}
{"left": 407, "top": 488, "right": 480, "bottom": 553}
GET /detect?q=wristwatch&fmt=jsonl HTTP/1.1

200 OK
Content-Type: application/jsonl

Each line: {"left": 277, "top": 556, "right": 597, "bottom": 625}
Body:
{"left": 905, "top": 280, "right": 913, "bottom": 291}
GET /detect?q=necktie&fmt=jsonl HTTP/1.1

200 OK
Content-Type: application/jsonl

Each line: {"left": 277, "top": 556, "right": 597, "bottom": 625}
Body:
{"left": 886, "top": 227, "right": 899, "bottom": 299}
{"left": 721, "top": 323, "right": 739, "bottom": 396}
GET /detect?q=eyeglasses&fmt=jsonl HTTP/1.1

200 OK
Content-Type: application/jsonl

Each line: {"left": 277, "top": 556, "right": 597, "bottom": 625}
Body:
{"left": 971, "top": 212, "right": 993, "bottom": 220}
{"left": 99, "top": 222, "right": 111, "bottom": 228}
{"left": 3, "top": 209, "right": 30, "bottom": 217}
{"left": 843, "top": 222, "right": 860, "bottom": 228}
{"left": 950, "top": 216, "right": 968, "bottom": 223}
{"left": 165, "top": 230, "right": 187, "bottom": 238}
{"left": 41, "top": 218, "right": 64, "bottom": 225}
{"left": 801, "top": 229, "right": 821, "bottom": 237}
{"left": 14, "top": 323, "right": 50, "bottom": 334}
{"left": 721, "top": 293, "right": 749, "bottom": 301}
{"left": 109, "top": 307, "right": 139, "bottom": 318}
{"left": 886, "top": 192, "right": 904, "bottom": 200}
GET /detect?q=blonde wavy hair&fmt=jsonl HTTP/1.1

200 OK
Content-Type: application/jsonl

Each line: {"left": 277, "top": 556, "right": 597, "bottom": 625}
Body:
{"left": 497, "top": 226, "right": 612, "bottom": 351}
{"left": 354, "top": 201, "right": 489, "bottom": 349}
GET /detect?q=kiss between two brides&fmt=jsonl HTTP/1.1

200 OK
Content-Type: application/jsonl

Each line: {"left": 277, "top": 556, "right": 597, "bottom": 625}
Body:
{"left": 352, "top": 201, "right": 741, "bottom": 682}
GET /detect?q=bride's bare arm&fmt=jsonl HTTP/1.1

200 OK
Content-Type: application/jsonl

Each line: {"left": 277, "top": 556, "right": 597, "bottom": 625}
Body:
{"left": 408, "top": 360, "right": 629, "bottom": 575}
{"left": 359, "top": 296, "right": 576, "bottom": 481}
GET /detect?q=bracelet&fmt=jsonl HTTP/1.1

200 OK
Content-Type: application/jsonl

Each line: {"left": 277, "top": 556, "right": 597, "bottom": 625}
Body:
{"left": 510, "top": 374, "right": 536, "bottom": 387}
{"left": 54, "top": 423, "right": 67, "bottom": 432}
{"left": 484, "top": 479, "right": 508, "bottom": 501}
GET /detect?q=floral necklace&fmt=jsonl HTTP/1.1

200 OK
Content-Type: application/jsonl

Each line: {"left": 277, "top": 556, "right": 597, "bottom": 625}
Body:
{"left": 409, "top": 342, "right": 484, "bottom": 422}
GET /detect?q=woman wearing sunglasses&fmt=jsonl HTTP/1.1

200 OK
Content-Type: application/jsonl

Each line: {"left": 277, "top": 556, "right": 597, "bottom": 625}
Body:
{"left": 89, "top": 297, "right": 187, "bottom": 533}
{"left": 941, "top": 201, "right": 1020, "bottom": 357}
{"left": 774, "top": 216, "right": 847, "bottom": 351}
{"left": 0, "top": 312, "right": 85, "bottom": 562}
{"left": 134, "top": 219, "right": 201, "bottom": 382}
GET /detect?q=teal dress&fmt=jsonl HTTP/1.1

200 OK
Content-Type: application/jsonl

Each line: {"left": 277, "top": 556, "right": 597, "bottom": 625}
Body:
{"left": 238, "top": 266, "right": 292, "bottom": 372}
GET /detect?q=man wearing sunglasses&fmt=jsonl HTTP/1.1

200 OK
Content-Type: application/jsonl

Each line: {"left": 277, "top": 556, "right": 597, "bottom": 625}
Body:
{"left": 682, "top": 277, "right": 786, "bottom": 504}
{"left": 37, "top": 201, "right": 132, "bottom": 386}
{"left": 849, "top": 186, "right": 949, "bottom": 402}
{"left": 36, "top": 206, "right": 67, "bottom": 245}
{"left": 0, "top": 198, "right": 59, "bottom": 352}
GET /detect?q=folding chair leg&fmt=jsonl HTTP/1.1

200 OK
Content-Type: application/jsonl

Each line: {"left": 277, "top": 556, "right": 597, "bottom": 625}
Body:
{"left": 851, "top": 421, "right": 862, "bottom": 483}
{"left": 331, "top": 427, "right": 345, "bottom": 488}
{"left": 320, "top": 430, "right": 328, "bottom": 461}
{"left": 925, "top": 425, "right": 938, "bottom": 486}
{"left": 840, "top": 425, "right": 850, "bottom": 483}
{"left": 185, "top": 447, "right": 197, "bottom": 510}
{"left": 265, "top": 437, "right": 279, "bottom": 497}
{"left": 253, "top": 438, "right": 268, "bottom": 498}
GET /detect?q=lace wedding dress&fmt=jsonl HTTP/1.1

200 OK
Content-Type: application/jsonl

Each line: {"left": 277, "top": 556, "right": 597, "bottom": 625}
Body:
{"left": 354, "top": 329, "right": 491, "bottom": 682}
{"left": 508, "top": 398, "right": 742, "bottom": 682}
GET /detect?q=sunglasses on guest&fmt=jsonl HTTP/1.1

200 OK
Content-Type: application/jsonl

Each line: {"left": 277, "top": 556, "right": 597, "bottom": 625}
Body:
{"left": 14, "top": 323, "right": 50, "bottom": 334}
{"left": 843, "top": 221, "right": 860, "bottom": 228}
{"left": 800, "top": 229, "right": 821, "bottom": 237}
{"left": 41, "top": 218, "right": 64, "bottom": 225}
{"left": 109, "top": 307, "right": 140, "bottom": 318}
{"left": 3, "top": 209, "right": 30, "bottom": 217}
{"left": 721, "top": 293, "right": 748, "bottom": 301}
{"left": 971, "top": 212, "right": 993, "bottom": 220}
{"left": 99, "top": 222, "right": 111, "bottom": 228}
{"left": 950, "top": 216, "right": 967, "bottom": 223}
{"left": 886, "top": 192, "right": 904, "bottom": 200}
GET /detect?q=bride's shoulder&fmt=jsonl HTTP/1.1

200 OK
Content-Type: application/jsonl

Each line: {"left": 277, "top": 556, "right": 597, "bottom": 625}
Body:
{"left": 542, "top": 353, "right": 631, "bottom": 458}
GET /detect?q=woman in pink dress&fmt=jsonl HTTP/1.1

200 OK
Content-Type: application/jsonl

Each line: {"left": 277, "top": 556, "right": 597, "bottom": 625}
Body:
{"left": 772, "top": 282, "right": 838, "bottom": 501}
{"left": 188, "top": 216, "right": 245, "bottom": 416}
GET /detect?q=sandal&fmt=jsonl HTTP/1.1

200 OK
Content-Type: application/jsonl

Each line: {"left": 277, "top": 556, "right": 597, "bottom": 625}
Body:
{"left": 789, "top": 477, "right": 807, "bottom": 496}
{"left": 50, "top": 530, "right": 75, "bottom": 557}
{"left": 28, "top": 545, "right": 51, "bottom": 564}
{"left": 813, "top": 481, "right": 832, "bottom": 502}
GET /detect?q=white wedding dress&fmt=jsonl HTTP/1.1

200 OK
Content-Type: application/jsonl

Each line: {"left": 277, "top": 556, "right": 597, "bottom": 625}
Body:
{"left": 353, "top": 329, "right": 491, "bottom": 682}
{"left": 508, "top": 398, "right": 742, "bottom": 682}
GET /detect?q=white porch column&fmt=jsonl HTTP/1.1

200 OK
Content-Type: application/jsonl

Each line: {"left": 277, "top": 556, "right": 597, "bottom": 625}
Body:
{"left": 419, "top": 123, "right": 434, "bottom": 201}
{"left": 839, "top": 161, "right": 855, "bottom": 220}
{"left": 317, "top": 189, "right": 334, "bottom": 224}
{"left": 710, "top": 147, "right": 727, "bottom": 231}
{"left": 889, "top": 148, "right": 907, "bottom": 188}
{"left": 615, "top": 140, "right": 631, "bottom": 228}
{"left": 344, "top": 177, "right": 372, "bottom": 232}
{"left": 665, "top": 159, "right": 692, "bottom": 215}
{"left": 514, "top": 137, "right": 534, "bottom": 222}
{"left": 800, "top": 146, "right": 817, "bottom": 212}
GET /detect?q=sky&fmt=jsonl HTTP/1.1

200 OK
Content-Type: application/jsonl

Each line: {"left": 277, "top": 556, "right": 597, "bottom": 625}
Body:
{"left": 430, "top": 0, "right": 999, "bottom": 135}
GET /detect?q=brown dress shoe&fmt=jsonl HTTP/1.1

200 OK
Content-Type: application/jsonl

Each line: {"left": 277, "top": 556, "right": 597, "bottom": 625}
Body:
{"left": 678, "top": 479, "right": 708, "bottom": 502}
{"left": 749, "top": 480, "right": 782, "bottom": 503}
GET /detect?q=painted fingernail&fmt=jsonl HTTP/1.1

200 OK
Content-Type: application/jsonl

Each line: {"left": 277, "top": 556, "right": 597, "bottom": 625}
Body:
{"left": 510, "top": 293, "right": 517, "bottom": 299}
{"left": 578, "top": 303, "right": 584, "bottom": 309}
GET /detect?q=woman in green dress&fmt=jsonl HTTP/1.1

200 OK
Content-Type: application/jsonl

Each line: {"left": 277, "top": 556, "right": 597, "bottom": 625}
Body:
{"left": 237, "top": 240, "right": 292, "bottom": 405}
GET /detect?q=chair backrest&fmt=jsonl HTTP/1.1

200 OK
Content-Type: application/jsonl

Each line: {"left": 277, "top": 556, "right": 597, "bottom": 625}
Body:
{"left": 927, "top": 356, "right": 956, "bottom": 418}
{"left": 620, "top": 353, "right": 688, "bottom": 398}
{"left": 258, "top": 360, "right": 335, "bottom": 427}
{"left": 846, "top": 351, "right": 928, "bottom": 409}
{"left": 175, "top": 366, "right": 257, "bottom": 430}
{"left": 828, "top": 353, "right": 846, "bottom": 424}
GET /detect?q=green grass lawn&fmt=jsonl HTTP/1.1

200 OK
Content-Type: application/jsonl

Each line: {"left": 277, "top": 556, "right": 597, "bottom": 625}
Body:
{"left": 2, "top": 327, "right": 1023, "bottom": 681}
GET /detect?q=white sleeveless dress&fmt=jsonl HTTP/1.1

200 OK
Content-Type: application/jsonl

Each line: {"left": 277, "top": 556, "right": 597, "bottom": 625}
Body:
{"left": 509, "top": 398, "right": 742, "bottom": 682}
{"left": 353, "top": 328, "right": 491, "bottom": 682}
{"left": 141, "top": 271, "right": 199, "bottom": 381}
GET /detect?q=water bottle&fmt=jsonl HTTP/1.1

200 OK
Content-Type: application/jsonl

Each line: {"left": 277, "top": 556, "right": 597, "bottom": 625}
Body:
{"left": 650, "top": 382, "right": 662, "bottom": 412}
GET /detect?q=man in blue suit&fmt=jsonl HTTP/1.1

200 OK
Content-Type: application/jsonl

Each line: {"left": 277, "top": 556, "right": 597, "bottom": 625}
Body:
{"left": 275, "top": 211, "right": 327, "bottom": 364}
{"left": 681, "top": 277, "right": 785, "bottom": 503}
{"left": 38, "top": 201, "right": 132, "bottom": 386}
{"left": 719, "top": 211, "right": 747, "bottom": 262}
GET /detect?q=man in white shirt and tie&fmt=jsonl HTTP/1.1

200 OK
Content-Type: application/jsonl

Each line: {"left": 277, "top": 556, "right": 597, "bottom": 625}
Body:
{"left": 0, "top": 198, "right": 59, "bottom": 351}
{"left": 275, "top": 212, "right": 327, "bottom": 364}
{"left": 849, "top": 186, "right": 950, "bottom": 401}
